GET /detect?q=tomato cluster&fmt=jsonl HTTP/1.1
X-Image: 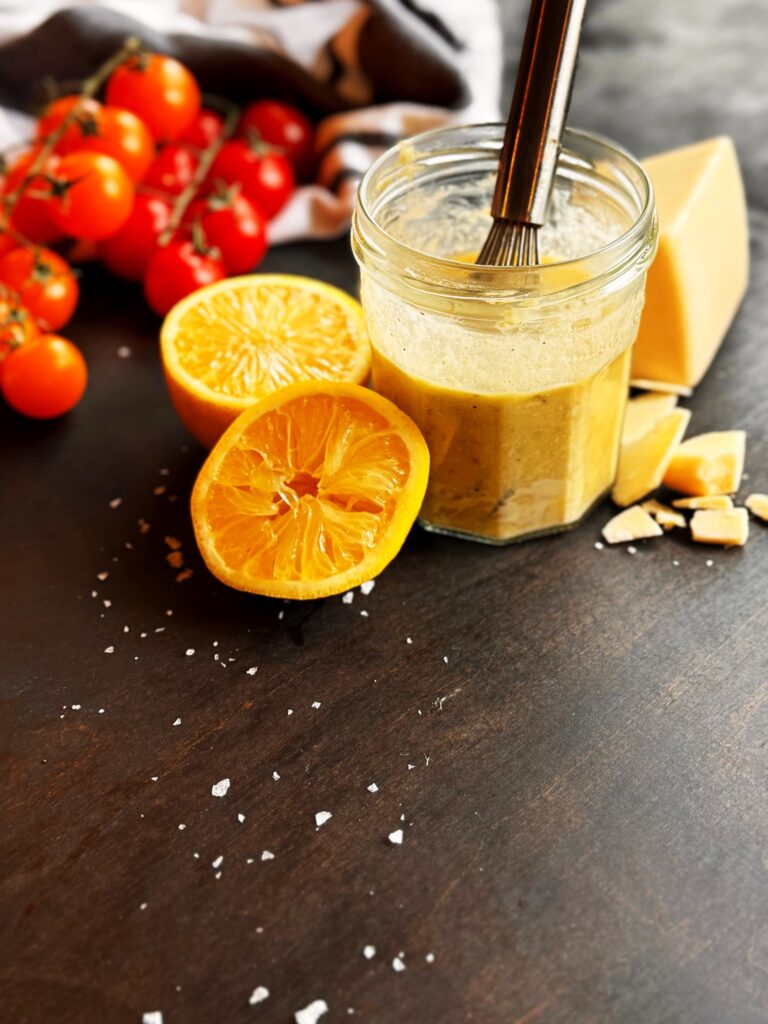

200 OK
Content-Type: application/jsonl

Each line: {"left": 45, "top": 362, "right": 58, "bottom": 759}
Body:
{"left": 0, "top": 45, "right": 314, "bottom": 419}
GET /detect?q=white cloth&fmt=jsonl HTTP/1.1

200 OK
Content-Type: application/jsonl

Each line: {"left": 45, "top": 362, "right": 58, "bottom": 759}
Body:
{"left": 0, "top": 0, "right": 502, "bottom": 243}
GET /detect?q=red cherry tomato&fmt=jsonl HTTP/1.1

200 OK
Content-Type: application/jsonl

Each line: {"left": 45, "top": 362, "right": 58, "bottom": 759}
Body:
{"left": 63, "top": 106, "right": 155, "bottom": 182}
{"left": 0, "top": 232, "right": 19, "bottom": 260}
{"left": 98, "top": 193, "right": 173, "bottom": 282}
{"left": 2, "top": 333, "right": 87, "bottom": 418}
{"left": 0, "top": 297, "right": 39, "bottom": 380}
{"left": 106, "top": 53, "right": 201, "bottom": 143}
{"left": 0, "top": 247, "right": 79, "bottom": 331}
{"left": 143, "top": 144, "right": 199, "bottom": 196}
{"left": 239, "top": 100, "right": 314, "bottom": 179}
{"left": 36, "top": 95, "right": 103, "bottom": 149}
{"left": 188, "top": 189, "right": 267, "bottom": 274}
{"left": 143, "top": 239, "right": 225, "bottom": 316}
{"left": 208, "top": 140, "right": 294, "bottom": 219}
{"left": 1, "top": 149, "right": 63, "bottom": 244}
{"left": 49, "top": 152, "right": 134, "bottom": 240}
{"left": 179, "top": 108, "right": 224, "bottom": 150}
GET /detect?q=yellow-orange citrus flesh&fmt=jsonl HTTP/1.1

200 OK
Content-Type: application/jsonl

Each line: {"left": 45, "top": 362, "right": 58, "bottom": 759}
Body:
{"left": 191, "top": 382, "right": 430, "bottom": 599}
{"left": 161, "top": 274, "right": 371, "bottom": 448}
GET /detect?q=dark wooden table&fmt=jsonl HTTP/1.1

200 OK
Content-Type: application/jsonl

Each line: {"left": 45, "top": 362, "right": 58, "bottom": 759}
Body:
{"left": 3, "top": 3, "right": 768, "bottom": 1022}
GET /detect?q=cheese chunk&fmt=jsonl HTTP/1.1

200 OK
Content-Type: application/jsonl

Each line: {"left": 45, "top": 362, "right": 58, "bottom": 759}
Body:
{"left": 632, "top": 137, "right": 749, "bottom": 387}
{"left": 672, "top": 495, "right": 733, "bottom": 510}
{"left": 745, "top": 494, "right": 768, "bottom": 522}
{"left": 612, "top": 407, "right": 691, "bottom": 507}
{"left": 629, "top": 378, "right": 693, "bottom": 398}
{"left": 603, "top": 505, "right": 663, "bottom": 544}
{"left": 663, "top": 430, "right": 745, "bottom": 496}
{"left": 622, "top": 393, "right": 678, "bottom": 444}
{"left": 641, "top": 499, "right": 686, "bottom": 530}
{"left": 690, "top": 508, "right": 749, "bottom": 546}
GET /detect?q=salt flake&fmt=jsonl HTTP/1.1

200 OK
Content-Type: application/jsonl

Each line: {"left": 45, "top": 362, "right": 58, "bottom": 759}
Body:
{"left": 315, "top": 810, "right": 332, "bottom": 828}
{"left": 211, "top": 778, "right": 230, "bottom": 798}
{"left": 249, "top": 986, "right": 270, "bottom": 1005}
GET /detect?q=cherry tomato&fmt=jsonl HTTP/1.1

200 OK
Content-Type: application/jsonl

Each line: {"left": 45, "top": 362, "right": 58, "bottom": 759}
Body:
{"left": 0, "top": 298, "right": 38, "bottom": 380}
{"left": 106, "top": 53, "right": 200, "bottom": 143}
{"left": 0, "top": 232, "right": 19, "bottom": 260}
{"left": 98, "top": 193, "right": 173, "bottom": 281}
{"left": 143, "top": 144, "right": 199, "bottom": 196}
{"left": 0, "top": 247, "right": 79, "bottom": 331}
{"left": 1, "top": 149, "right": 63, "bottom": 244}
{"left": 48, "top": 152, "right": 134, "bottom": 240}
{"left": 188, "top": 188, "right": 266, "bottom": 274}
{"left": 36, "top": 95, "right": 103, "bottom": 150}
{"left": 2, "top": 333, "right": 87, "bottom": 418}
{"left": 143, "top": 239, "right": 225, "bottom": 316}
{"left": 208, "top": 140, "right": 294, "bottom": 219}
{"left": 239, "top": 100, "right": 314, "bottom": 179}
{"left": 63, "top": 106, "right": 155, "bottom": 182}
{"left": 179, "top": 108, "right": 224, "bottom": 150}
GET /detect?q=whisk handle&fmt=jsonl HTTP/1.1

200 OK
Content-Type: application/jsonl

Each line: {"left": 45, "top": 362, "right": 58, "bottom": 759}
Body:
{"left": 492, "top": 0, "right": 587, "bottom": 226}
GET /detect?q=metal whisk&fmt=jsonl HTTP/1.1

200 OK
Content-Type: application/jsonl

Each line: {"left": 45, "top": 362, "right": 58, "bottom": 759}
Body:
{"left": 477, "top": 0, "right": 587, "bottom": 267}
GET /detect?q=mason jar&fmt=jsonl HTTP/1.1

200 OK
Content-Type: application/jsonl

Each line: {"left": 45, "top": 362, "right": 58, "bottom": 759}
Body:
{"left": 351, "top": 123, "right": 658, "bottom": 544}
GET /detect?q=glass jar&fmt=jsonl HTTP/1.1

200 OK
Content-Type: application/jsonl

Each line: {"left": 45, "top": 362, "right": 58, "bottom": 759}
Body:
{"left": 351, "top": 123, "right": 657, "bottom": 544}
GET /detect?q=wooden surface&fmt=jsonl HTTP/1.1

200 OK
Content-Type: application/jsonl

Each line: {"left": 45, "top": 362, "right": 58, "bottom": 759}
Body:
{"left": 3, "top": 3, "right": 768, "bottom": 1022}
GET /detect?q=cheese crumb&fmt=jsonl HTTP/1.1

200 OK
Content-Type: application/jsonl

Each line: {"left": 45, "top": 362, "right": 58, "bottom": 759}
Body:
{"left": 690, "top": 507, "right": 749, "bottom": 546}
{"left": 745, "top": 493, "right": 768, "bottom": 521}
{"left": 664, "top": 430, "right": 746, "bottom": 496}
{"left": 211, "top": 778, "right": 230, "bottom": 798}
{"left": 602, "top": 506, "right": 663, "bottom": 544}
{"left": 249, "top": 987, "right": 270, "bottom": 1005}
{"left": 641, "top": 498, "right": 686, "bottom": 529}
{"left": 673, "top": 495, "right": 733, "bottom": 510}
{"left": 294, "top": 1000, "right": 329, "bottom": 1024}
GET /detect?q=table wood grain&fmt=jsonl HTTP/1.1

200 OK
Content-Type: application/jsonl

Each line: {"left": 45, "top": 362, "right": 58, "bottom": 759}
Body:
{"left": 3, "top": 2, "right": 768, "bottom": 1021}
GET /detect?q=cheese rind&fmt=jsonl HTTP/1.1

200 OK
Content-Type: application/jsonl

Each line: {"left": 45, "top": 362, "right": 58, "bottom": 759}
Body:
{"left": 690, "top": 508, "right": 749, "bottom": 546}
{"left": 663, "top": 430, "right": 745, "bottom": 496}
{"left": 602, "top": 505, "right": 663, "bottom": 544}
{"left": 672, "top": 495, "right": 734, "bottom": 510}
{"left": 622, "top": 393, "right": 678, "bottom": 445}
{"left": 632, "top": 137, "right": 749, "bottom": 387}
{"left": 745, "top": 494, "right": 768, "bottom": 522}
{"left": 612, "top": 407, "right": 691, "bottom": 507}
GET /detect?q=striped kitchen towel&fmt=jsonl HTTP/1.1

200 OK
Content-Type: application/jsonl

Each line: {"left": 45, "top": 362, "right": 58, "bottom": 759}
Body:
{"left": 0, "top": 0, "right": 503, "bottom": 243}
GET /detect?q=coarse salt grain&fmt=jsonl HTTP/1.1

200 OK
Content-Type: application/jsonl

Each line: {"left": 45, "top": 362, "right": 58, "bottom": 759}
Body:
{"left": 153, "top": 486, "right": 166, "bottom": 496}
{"left": 249, "top": 987, "right": 269, "bottom": 1006}
{"left": 388, "top": 829, "right": 403, "bottom": 845}
{"left": 108, "top": 498, "right": 122, "bottom": 509}
{"left": 311, "top": 701, "right": 321, "bottom": 709}
{"left": 594, "top": 541, "right": 604, "bottom": 551}
{"left": 261, "top": 850, "right": 274, "bottom": 861}
{"left": 360, "top": 610, "right": 369, "bottom": 617}
{"left": 367, "top": 783, "right": 378, "bottom": 793}
{"left": 406, "top": 637, "right": 413, "bottom": 644}
{"left": 294, "top": 999, "right": 328, "bottom": 1024}
{"left": 627, "top": 545, "right": 637, "bottom": 555}
{"left": 142, "top": 1014, "right": 163, "bottom": 1024}
{"left": 247, "top": 666, "right": 258, "bottom": 675}
{"left": 104, "top": 646, "right": 114, "bottom": 654}
{"left": 117, "top": 345, "right": 131, "bottom": 358}
{"left": 315, "top": 811, "right": 332, "bottom": 828}
{"left": 185, "top": 648, "right": 195, "bottom": 656}
{"left": 425, "top": 952, "right": 435, "bottom": 963}
{"left": 392, "top": 956, "right": 406, "bottom": 972}
{"left": 342, "top": 591, "right": 354, "bottom": 604}
{"left": 178, "top": 824, "right": 186, "bottom": 831}
{"left": 272, "top": 772, "right": 280, "bottom": 781}
{"left": 363, "top": 945, "right": 376, "bottom": 959}
{"left": 103, "top": 600, "right": 112, "bottom": 609}
{"left": 211, "top": 778, "right": 230, "bottom": 798}
{"left": 237, "top": 813, "right": 245, "bottom": 823}
{"left": 212, "top": 855, "right": 223, "bottom": 869}
{"left": 360, "top": 580, "right": 375, "bottom": 595}
{"left": 97, "top": 571, "right": 109, "bottom": 581}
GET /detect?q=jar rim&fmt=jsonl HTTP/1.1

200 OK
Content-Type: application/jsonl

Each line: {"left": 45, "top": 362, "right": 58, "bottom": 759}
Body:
{"left": 352, "top": 123, "right": 657, "bottom": 301}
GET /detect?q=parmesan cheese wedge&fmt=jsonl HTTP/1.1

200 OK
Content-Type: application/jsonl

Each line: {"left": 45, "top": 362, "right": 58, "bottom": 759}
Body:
{"left": 663, "top": 430, "right": 745, "bottom": 496}
{"left": 632, "top": 137, "right": 749, "bottom": 387}
{"left": 690, "top": 507, "right": 749, "bottom": 546}
{"left": 745, "top": 494, "right": 768, "bottom": 522}
{"left": 602, "top": 505, "right": 664, "bottom": 544}
{"left": 622, "top": 393, "right": 678, "bottom": 445}
{"left": 672, "top": 495, "right": 734, "bottom": 510}
{"left": 612, "top": 407, "right": 691, "bottom": 507}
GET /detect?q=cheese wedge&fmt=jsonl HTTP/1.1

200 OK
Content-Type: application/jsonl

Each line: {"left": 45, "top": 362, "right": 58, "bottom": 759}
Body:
{"left": 690, "top": 508, "right": 749, "bottom": 546}
{"left": 632, "top": 137, "right": 749, "bottom": 387}
{"left": 672, "top": 495, "right": 733, "bottom": 511}
{"left": 663, "top": 430, "right": 745, "bottom": 496}
{"left": 602, "top": 505, "right": 663, "bottom": 544}
{"left": 745, "top": 494, "right": 768, "bottom": 522}
{"left": 612, "top": 407, "right": 691, "bottom": 507}
{"left": 622, "top": 393, "right": 678, "bottom": 444}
